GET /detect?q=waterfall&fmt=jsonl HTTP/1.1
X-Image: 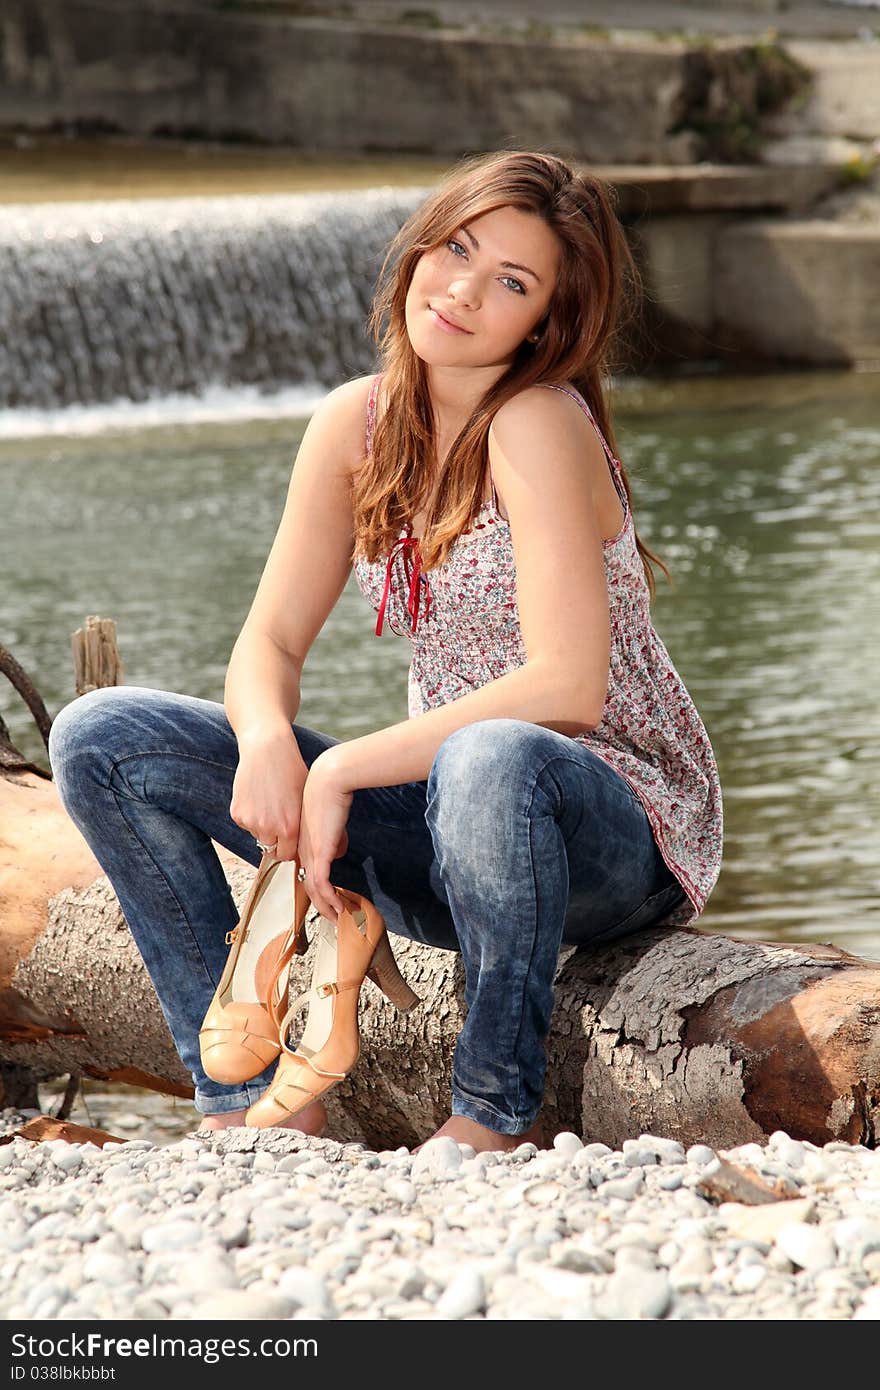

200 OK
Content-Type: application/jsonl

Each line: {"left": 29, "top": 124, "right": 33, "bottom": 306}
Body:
{"left": 0, "top": 187, "right": 427, "bottom": 412}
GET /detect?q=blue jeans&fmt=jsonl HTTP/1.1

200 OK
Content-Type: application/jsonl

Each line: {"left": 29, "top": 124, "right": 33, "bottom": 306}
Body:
{"left": 47, "top": 686, "right": 686, "bottom": 1135}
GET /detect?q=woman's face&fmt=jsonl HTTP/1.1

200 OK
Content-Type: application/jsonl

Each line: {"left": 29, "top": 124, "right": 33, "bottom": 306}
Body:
{"left": 405, "top": 205, "right": 561, "bottom": 373}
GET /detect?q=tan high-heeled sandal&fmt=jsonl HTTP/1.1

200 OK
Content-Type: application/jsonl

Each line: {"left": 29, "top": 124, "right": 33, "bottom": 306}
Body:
{"left": 198, "top": 852, "right": 310, "bottom": 1085}
{"left": 244, "top": 887, "right": 419, "bottom": 1129}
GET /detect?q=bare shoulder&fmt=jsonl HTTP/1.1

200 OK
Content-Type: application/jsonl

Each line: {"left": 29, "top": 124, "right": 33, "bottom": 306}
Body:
{"left": 308, "top": 373, "right": 377, "bottom": 439}
{"left": 489, "top": 381, "right": 600, "bottom": 451}
{"left": 298, "top": 374, "right": 379, "bottom": 480}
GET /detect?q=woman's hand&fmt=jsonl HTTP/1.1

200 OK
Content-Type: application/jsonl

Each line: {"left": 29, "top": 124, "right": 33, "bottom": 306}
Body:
{"left": 297, "top": 752, "right": 353, "bottom": 922}
{"left": 229, "top": 726, "right": 308, "bottom": 862}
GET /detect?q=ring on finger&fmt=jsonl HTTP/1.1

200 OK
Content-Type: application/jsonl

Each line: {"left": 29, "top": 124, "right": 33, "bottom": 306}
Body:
{"left": 255, "top": 838, "right": 277, "bottom": 854}
{"left": 297, "top": 866, "right": 307, "bottom": 882}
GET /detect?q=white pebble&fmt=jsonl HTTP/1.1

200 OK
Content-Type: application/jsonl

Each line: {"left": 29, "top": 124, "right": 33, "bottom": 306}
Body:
{"left": 250, "top": 1202, "right": 310, "bottom": 1238}
{"left": 581, "top": 1143, "right": 613, "bottom": 1160}
{"left": 141, "top": 1221, "right": 204, "bottom": 1253}
{"left": 511, "top": 1142, "right": 538, "bottom": 1161}
{"left": 553, "top": 1132, "right": 583, "bottom": 1157}
{"left": 615, "top": 1245, "right": 658, "bottom": 1272}
{"left": 80, "top": 1252, "right": 132, "bottom": 1285}
{"left": 529, "top": 1263, "right": 593, "bottom": 1306}
{"left": 776, "top": 1223, "right": 837, "bottom": 1272}
{"left": 732, "top": 1264, "right": 767, "bottom": 1293}
{"left": 597, "top": 1173, "right": 643, "bottom": 1201}
{"left": 278, "top": 1267, "right": 336, "bottom": 1318}
{"left": 411, "top": 1137, "right": 463, "bottom": 1179}
{"left": 435, "top": 1269, "right": 486, "bottom": 1319}
{"left": 669, "top": 1240, "right": 713, "bottom": 1290}
{"left": 639, "top": 1135, "right": 686, "bottom": 1165}
{"left": 623, "top": 1139, "right": 659, "bottom": 1167}
{"left": 386, "top": 1179, "right": 417, "bottom": 1206}
{"left": 188, "top": 1289, "right": 293, "bottom": 1320}
{"left": 276, "top": 1152, "right": 311, "bottom": 1174}
{"left": 686, "top": 1145, "right": 716, "bottom": 1167}
{"left": 51, "top": 1147, "right": 84, "bottom": 1173}
{"left": 657, "top": 1170, "right": 684, "bottom": 1191}
{"left": 831, "top": 1217, "right": 880, "bottom": 1261}
{"left": 596, "top": 1269, "right": 671, "bottom": 1320}
{"left": 853, "top": 1287, "right": 880, "bottom": 1321}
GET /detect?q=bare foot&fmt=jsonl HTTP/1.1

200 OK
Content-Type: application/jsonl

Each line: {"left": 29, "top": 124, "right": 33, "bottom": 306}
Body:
{"left": 197, "top": 1098, "right": 327, "bottom": 1136}
{"left": 414, "top": 1113, "right": 545, "bottom": 1155}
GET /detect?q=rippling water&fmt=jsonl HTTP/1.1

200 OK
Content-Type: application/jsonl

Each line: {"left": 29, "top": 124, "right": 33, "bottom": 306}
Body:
{"left": 619, "top": 374, "right": 879, "bottom": 956}
{"left": 2, "top": 367, "right": 878, "bottom": 1134}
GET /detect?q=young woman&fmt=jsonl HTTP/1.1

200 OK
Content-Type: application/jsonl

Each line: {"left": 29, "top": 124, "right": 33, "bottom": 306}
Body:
{"left": 49, "top": 150, "right": 723, "bottom": 1154}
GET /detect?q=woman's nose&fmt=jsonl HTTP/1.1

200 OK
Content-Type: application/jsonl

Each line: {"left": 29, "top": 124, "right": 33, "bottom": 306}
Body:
{"left": 448, "top": 273, "right": 479, "bottom": 307}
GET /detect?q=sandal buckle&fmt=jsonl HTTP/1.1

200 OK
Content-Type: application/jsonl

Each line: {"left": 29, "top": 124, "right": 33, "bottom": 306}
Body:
{"left": 225, "top": 928, "right": 238, "bottom": 946}
{"left": 316, "top": 981, "right": 338, "bottom": 999}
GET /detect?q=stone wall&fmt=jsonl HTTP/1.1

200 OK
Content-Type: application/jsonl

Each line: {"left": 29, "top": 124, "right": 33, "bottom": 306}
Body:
{"left": 0, "top": 0, "right": 807, "bottom": 164}
{"left": 628, "top": 165, "right": 880, "bottom": 367}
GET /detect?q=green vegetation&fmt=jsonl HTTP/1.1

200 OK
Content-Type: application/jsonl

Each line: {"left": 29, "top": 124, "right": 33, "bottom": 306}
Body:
{"left": 837, "top": 153, "right": 879, "bottom": 187}
{"left": 519, "top": 20, "right": 557, "bottom": 43}
{"left": 574, "top": 25, "right": 612, "bottom": 42}
{"left": 748, "top": 39, "right": 812, "bottom": 114}
{"left": 667, "top": 39, "right": 812, "bottom": 164}
{"left": 394, "top": 8, "right": 445, "bottom": 28}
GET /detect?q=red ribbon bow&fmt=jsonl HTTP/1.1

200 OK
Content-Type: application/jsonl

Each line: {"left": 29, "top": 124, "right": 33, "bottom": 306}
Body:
{"left": 376, "top": 532, "right": 432, "bottom": 637}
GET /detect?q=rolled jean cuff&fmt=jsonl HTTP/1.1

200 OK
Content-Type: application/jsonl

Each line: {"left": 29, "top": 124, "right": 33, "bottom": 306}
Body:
{"left": 194, "top": 1080, "right": 271, "bottom": 1115}
{"left": 451, "top": 1094, "right": 538, "bottom": 1138}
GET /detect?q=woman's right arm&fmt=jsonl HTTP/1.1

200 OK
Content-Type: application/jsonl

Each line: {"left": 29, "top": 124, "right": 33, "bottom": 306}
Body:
{"left": 224, "top": 374, "right": 373, "bottom": 857}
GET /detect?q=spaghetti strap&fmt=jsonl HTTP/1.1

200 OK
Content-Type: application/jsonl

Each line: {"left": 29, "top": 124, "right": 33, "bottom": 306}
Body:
{"left": 367, "top": 375, "right": 619, "bottom": 512}
{"left": 366, "top": 372, "right": 383, "bottom": 454}
{"left": 539, "top": 382, "right": 627, "bottom": 510}
{"left": 539, "top": 383, "right": 620, "bottom": 469}
{"left": 488, "top": 469, "right": 502, "bottom": 514}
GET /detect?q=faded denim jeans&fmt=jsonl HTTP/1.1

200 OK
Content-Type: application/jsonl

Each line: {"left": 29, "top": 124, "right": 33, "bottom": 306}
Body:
{"left": 48, "top": 686, "right": 687, "bottom": 1135}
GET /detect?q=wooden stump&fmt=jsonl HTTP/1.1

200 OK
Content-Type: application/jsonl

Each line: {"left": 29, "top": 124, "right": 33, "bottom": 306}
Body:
{"left": 71, "top": 616, "right": 124, "bottom": 696}
{"left": 2, "top": 773, "right": 878, "bottom": 1151}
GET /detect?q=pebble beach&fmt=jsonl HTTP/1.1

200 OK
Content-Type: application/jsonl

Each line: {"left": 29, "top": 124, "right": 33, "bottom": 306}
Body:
{"left": 1, "top": 1111, "right": 879, "bottom": 1322}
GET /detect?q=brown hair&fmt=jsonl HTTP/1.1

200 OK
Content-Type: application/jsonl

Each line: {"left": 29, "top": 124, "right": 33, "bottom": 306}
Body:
{"left": 353, "top": 149, "right": 670, "bottom": 599}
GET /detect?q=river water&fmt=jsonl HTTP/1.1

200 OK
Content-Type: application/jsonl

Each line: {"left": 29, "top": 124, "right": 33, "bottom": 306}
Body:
{"left": 3, "top": 364, "right": 878, "bottom": 1138}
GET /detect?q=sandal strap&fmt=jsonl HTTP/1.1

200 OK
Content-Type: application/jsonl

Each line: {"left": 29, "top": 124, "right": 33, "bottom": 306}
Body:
{"left": 257, "top": 855, "right": 312, "bottom": 1024}
{"left": 276, "top": 1050, "right": 346, "bottom": 1083}
{"left": 263, "top": 922, "right": 308, "bottom": 1028}
{"left": 276, "top": 977, "right": 361, "bottom": 1053}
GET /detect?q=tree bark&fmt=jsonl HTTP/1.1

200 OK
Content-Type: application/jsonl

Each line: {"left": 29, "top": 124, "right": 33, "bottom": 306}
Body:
{"left": 2, "top": 773, "right": 878, "bottom": 1150}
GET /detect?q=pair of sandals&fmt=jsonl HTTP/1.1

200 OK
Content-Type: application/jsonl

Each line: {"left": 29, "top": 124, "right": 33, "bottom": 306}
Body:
{"left": 198, "top": 852, "right": 420, "bottom": 1128}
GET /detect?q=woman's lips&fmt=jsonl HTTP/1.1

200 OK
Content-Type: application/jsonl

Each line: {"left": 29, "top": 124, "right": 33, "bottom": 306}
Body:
{"left": 429, "top": 307, "right": 472, "bottom": 335}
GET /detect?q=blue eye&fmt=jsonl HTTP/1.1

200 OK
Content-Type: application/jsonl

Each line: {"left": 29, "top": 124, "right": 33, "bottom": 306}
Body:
{"left": 445, "top": 238, "right": 526, "bottom": 294}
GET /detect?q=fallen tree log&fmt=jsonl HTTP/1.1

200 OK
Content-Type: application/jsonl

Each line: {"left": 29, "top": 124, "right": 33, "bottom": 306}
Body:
{"left": 2, "top": 773, "right": 879, "bottom": 1150}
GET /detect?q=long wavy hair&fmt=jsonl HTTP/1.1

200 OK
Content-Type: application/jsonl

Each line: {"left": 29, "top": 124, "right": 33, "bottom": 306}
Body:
{"left": 352, "top": 149, "right": 670, "bottom": 599}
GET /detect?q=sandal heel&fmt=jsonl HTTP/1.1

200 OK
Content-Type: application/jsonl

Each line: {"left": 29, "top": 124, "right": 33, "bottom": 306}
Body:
{"left": 367, "top": 931, "right": 420, "bottom": 1013}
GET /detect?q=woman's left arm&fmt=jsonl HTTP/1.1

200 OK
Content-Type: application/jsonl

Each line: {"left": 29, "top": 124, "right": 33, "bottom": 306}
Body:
{"left": 300, "top": 388, "right": 611, "bottom": 916}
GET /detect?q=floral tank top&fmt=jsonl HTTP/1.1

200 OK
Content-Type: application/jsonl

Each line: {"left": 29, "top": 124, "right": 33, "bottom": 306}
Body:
{"left": 351, "top": 373, "right": 723, "bottom": 926}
